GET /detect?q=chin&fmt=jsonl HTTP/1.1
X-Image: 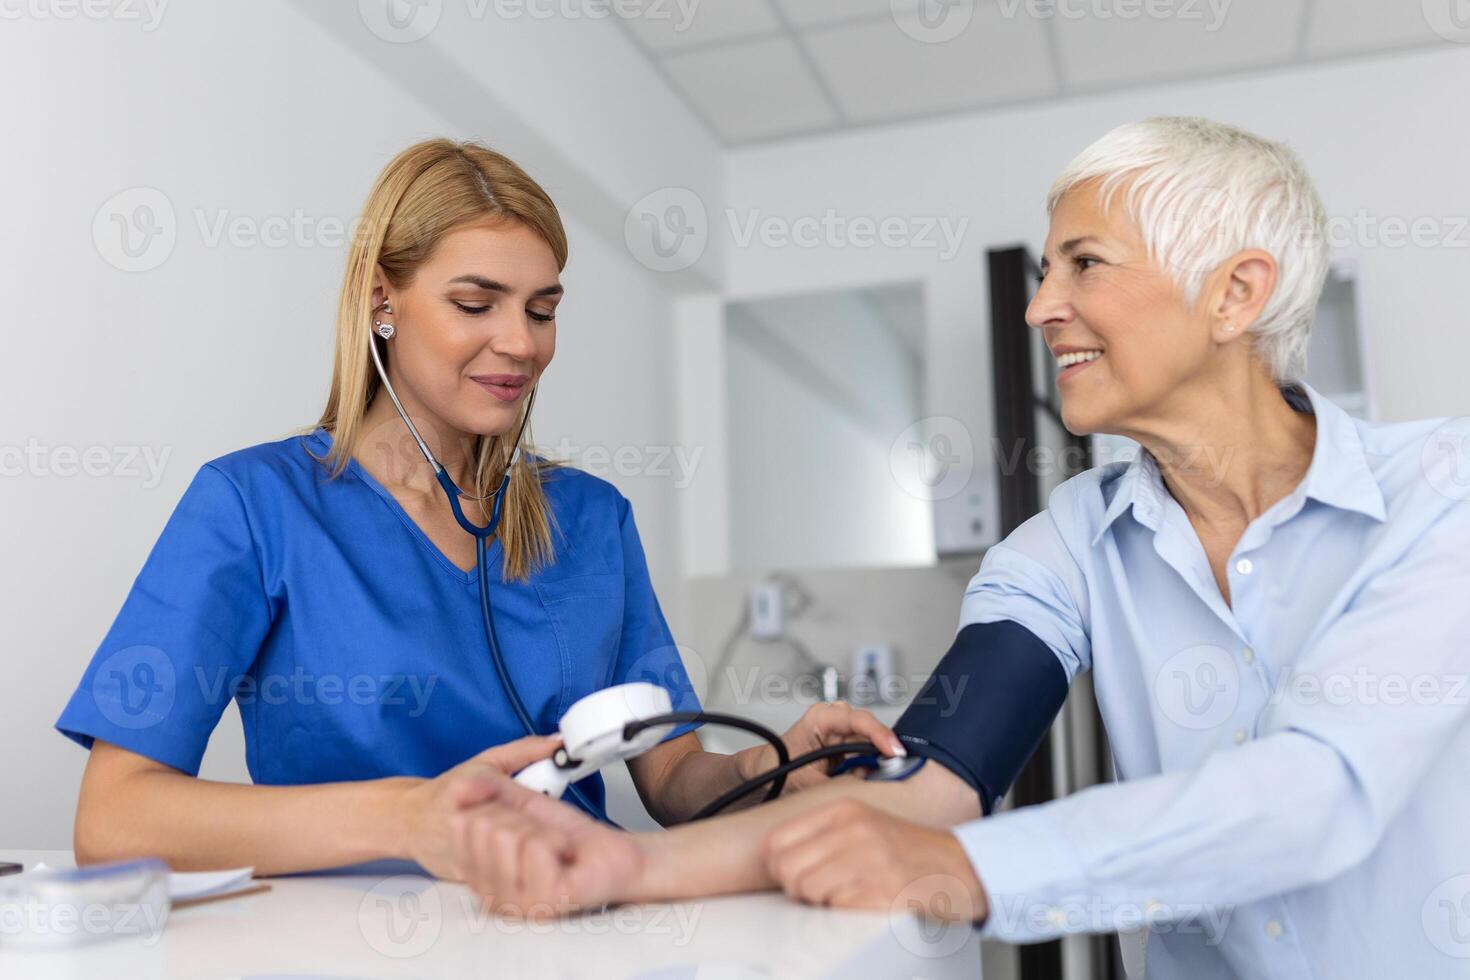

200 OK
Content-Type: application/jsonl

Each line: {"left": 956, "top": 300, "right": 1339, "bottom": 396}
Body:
{"left": 1059, "top": 402, "right": 1101, "bottom": 438}
{"left": 464, "top": 406, "right": 523, "bottom": 438}
{"left": 1059, "top": 380, "right": 1133, "bottom": 438}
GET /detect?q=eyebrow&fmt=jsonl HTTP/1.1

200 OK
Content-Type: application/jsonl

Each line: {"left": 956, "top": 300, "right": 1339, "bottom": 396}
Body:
{"left": 1039, "top": 236, "right": 1104, "bottom": 272}
{"left": 448, "top": 274, "right": 564, "bottom": 298}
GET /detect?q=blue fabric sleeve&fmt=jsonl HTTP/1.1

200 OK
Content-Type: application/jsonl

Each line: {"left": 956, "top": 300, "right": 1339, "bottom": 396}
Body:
{"left": 608, "top": 495, "right": 702, "bottom": 738}
{"left": 54, "top": 464, "right": 273, "bottom": 775}
{"left": 959, "top": 508, "right": 1092, "bottom": 681}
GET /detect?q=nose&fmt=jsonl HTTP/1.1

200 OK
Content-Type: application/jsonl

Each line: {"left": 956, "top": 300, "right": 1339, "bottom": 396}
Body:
{"left": 1026, "top": 271, "right": 1072, "bottom": 334}
{"left": 488, "top": 309, "right": 537, "bottom": 363}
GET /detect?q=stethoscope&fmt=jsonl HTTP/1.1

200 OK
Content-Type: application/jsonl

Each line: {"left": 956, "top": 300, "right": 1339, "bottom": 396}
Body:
{"left": 366, "top": 304, "right": 922, "bottom": 823}
{"left": 367, "top": 303, "right": 618, "bottom": 819}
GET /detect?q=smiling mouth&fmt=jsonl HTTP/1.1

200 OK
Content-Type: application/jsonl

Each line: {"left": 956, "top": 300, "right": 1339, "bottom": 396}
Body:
{"left": 1056, "top": 350, "right": 1103, "bottom": 379}
{"left": 471, "top": 376, "right": 530, "bottom": 402}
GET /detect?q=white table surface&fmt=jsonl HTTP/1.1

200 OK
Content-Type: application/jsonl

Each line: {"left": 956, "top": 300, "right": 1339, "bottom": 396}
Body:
{"left": 0, "top": 850, "right": 982, "bottom": 979}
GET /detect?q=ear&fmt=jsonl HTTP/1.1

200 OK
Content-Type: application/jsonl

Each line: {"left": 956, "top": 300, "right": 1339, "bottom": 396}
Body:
{"left": 371, "top": 264, "right": 392, "bottom": 312}
{"left": 1210, "top": 249, "right": 1276, "bottom": 345}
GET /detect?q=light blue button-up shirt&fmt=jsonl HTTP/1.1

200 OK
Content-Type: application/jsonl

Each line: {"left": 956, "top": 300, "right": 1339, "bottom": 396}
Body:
{"left": 952, "top": 382, "right": 1470, "bottom": 978}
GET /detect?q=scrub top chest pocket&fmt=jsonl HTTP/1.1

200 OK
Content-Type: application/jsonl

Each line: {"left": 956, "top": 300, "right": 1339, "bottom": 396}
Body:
{"left": 535, "top": 571, "right": 627, "bottom": 714}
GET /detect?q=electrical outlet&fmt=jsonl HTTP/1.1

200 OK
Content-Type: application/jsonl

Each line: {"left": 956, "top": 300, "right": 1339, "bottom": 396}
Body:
{"left": 748, "top": 581, "right": 784, "bottom": 640}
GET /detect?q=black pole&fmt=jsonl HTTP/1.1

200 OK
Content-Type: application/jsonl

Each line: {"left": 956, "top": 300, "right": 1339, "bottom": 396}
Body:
{"left": 987, "top": 246, "right": 1064, "bottom": 979}
{"left": 988, "top": 245, "right": 1125, "bottom": 980}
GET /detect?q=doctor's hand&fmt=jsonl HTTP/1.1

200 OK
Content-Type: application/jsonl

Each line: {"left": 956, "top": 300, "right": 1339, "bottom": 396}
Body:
{"left": 396, "top": 734, "right": 563, "bottom": 883}
{"left": 450, "top": 778, "right": 645, "bottom": 919}
{"left": 736, "top": 701, "right": 905, "bottom": 796}
{"left": 763, "top": 799, "right": 988, "bottom": 923}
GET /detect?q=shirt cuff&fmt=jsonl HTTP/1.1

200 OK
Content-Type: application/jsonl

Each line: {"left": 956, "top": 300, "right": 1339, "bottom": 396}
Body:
{"left": 954, "top": 806, "right": 1096, "bottom": 943}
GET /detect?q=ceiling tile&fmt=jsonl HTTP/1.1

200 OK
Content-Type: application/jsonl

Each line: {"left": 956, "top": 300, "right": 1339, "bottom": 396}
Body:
{"left": 662, "top": 36, "right": 842, "bottom": 142}
{"left": 774, "top": 0, "right": 894, "bottom": 28}
{"left": 619, "top": 0, "right": 782, "bottom": 52}
{"left": 624, "top": 0, "right": 1458, "bottom": 147}
{"left": 1304, "top": 0, "right": 1449, "bottom": 56}
{"left": 803, "top": 1, "right": 1058, "bottom": 123}
{"left": 1052, "top": 0, "right": 1306, "bottom": 88}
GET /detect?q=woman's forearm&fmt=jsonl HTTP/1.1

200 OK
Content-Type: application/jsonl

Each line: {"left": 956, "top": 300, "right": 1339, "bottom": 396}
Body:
{"left": 76, "top": 763, "right": 420, "bottom": 876}
{"left": 629, "top": 763, "right": 981, "bottom": 902}
{"left": 637, "top": 704, "right": 911, "bottom": 827}
{"left": 632, "top": 775, "right": 881, "bottom": 900}
{"left": 634, "top": 747, "right": 767, "bottom": 825}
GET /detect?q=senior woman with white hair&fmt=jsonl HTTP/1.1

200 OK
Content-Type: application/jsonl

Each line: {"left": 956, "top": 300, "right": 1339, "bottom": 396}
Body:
{"left": 436, "top": 117, "right": 1470, "bottom": 978}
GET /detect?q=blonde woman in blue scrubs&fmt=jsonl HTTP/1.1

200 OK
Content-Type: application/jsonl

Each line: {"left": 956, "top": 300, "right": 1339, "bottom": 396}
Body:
{"left": 56, "top": 139, "right": 901, "bottom": 878}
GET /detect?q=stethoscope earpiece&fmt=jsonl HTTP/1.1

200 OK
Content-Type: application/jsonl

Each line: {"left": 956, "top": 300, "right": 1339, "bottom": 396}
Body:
{"left": 374, "top": 300, "right": 395, "bottom": 340}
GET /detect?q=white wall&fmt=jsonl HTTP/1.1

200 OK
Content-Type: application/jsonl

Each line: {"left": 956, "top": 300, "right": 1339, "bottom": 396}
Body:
{"left": 0, "top": 1, "right": 721, "bottom": 848}
{"left": 713, "top": 43, "right": 1470, "bottom": 498}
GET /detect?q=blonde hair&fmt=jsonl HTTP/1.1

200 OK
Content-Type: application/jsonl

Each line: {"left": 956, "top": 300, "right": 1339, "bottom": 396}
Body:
{"left": 312, "top": 138, "right": 566, "bottom": 581}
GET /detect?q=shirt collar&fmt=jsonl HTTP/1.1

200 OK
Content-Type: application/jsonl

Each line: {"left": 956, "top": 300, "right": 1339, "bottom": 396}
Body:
{"left": 1090, "top": 381, "right": 1386, "bottom": 547}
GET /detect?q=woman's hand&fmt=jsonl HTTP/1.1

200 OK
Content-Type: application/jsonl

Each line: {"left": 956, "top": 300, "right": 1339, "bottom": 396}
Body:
{"left": 763, "top": 798, "right": 987, "bottom": 923}
{"left": 396, "top": 734, "right": 562, "bottom": 881}
{"left": 450, "top": 780, "right": 645, "bottom": 918}
{"left": 735, "top": 701, "right": 905, "bottom": 796}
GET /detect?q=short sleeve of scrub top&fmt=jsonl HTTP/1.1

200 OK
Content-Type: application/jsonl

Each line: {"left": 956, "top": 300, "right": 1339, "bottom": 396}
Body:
{"left": 55, "top": 427, "right": 702, "bottom": 818}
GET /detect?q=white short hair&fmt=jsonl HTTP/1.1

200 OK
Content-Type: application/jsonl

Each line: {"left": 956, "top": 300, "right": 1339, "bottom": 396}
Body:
{"left": 1047, "top": 117, "right": 1328, "bottom": 384}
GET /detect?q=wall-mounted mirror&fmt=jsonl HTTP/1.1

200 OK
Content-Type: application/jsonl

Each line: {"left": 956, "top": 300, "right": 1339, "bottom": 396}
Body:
{"left": 1306, "top": 257, "right": 1373, "bottom": 419}
{"left": 724, "top": 282, "right": 936, "bottom": 572}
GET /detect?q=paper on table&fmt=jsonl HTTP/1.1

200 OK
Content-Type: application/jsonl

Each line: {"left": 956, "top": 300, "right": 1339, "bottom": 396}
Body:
{"left": 32, "top": 861, "right": 255, "bottom": 902}
{"left": 166, "top": 867, "right": 255, "bottom": 902}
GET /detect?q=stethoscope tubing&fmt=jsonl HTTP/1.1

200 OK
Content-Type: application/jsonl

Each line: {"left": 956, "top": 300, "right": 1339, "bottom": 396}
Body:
{"left": 368, "top": 328, "right": 897, "bottom": 825}
{"left": 368, "top": 328, "right": 617, "bottom": 815}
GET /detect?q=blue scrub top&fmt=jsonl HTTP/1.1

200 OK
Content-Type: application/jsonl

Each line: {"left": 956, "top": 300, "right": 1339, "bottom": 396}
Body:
{"left": 56, "top": 427, "right": 700, "bottom": 818}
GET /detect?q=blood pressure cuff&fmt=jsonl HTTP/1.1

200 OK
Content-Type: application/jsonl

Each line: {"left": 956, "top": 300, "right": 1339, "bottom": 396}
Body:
{"left": 893, "top": 619, "right": 1070, "bottom": 816}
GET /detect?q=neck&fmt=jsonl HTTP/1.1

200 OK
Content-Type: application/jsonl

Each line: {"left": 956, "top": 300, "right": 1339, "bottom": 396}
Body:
{"left": 358, "top": 378, "right": 478, "bottom": 493}
{"left": 1115, "top": 366, "right": 1317, "bottom": 532}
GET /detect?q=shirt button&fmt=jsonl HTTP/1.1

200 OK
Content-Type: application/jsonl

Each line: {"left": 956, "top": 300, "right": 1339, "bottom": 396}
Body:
{"left": 1233, "top": 728, "right": 1249, "bottom": 744}
{"left": 1242, "top": 647, "right": 1256, "bottom": 665}
{"left": 1236, "top": 558, "right": 1254, "bottom": 575}
{"left": 1265, "top": 919, "right": 1284, "bottom": 939}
